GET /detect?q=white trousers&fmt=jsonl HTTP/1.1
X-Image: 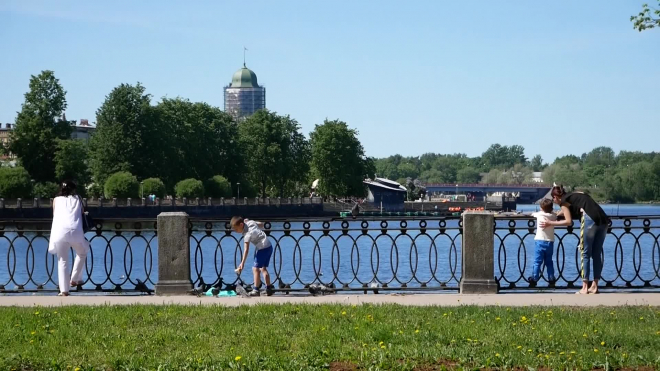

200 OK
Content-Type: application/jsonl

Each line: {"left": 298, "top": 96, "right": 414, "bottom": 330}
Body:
{"left": 52, "top": 234, "right": 90, "bottom": 294}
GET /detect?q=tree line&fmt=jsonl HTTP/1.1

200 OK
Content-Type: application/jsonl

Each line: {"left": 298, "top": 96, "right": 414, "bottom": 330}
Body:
{"left": 375, "top": 145, "right": 660, "bottom": 202}
{"left": 1, "top": 71, "right": 373, "bottom": 200}
{"left": 2, "top": 71, "right": 659, "bottom": 203}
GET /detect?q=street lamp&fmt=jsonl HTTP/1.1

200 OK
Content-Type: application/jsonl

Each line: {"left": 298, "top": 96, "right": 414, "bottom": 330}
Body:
{"left": 140, "top": 181, "right": 144, "bottom": 199}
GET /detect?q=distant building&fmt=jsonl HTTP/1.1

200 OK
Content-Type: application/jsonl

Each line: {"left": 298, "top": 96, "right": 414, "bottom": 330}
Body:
{"left": 532, "top": 172, "right": 543, "bottom": 183}
{"left": 364, "top": 177, "right": 408, "bottom": 211}
{"left": 223, "top": 64, "right": 266, "bottom": 121}
{"left": 0, "top": 119, "right": 96, "bottom": 159}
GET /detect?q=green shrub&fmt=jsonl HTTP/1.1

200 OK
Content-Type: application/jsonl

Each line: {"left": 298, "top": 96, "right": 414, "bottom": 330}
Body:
{"left": 175, "top": 178, "right": 204, "bottom": 199}
{"left": 104, "top": 171, "right": 139, "bottom": 198}
{"left": 205, "top": 175, "right": 232, "bottom": 198}
{"left": 87, "top": 183, "right": 103, "bottom": 198}
{"left": 0, "top": 167, "right": 32, "bottom": 199}
{"left": 142, "top": 178, "right": 166, "bottom": 198}
{"left": 33, "top": 182, "right": 59, "bottom": 198}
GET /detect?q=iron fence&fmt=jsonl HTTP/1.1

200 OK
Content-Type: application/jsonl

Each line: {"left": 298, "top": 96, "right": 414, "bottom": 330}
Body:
{"left": 495, "top": 216, "right": 660, "bottom": 289}
{"left": 0, "top": 220, "right": 157, "bottom": 293}
{"left": 1, "top": 216, "right": 659, "bottom": 294}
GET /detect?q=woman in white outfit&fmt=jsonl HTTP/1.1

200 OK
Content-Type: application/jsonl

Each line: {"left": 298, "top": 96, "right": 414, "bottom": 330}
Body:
{"left": 48, "top": 180, "right": 90, "bottom": 296}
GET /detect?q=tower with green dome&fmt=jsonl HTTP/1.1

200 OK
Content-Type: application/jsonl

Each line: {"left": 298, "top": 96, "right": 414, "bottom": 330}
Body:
{"left": 223, "top": 63, "right": 266, "bottom": 121}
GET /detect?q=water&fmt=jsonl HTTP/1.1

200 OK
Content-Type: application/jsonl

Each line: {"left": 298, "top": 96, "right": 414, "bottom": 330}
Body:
{"left": 1, "top": 204, "right": 659, "bottom": 293}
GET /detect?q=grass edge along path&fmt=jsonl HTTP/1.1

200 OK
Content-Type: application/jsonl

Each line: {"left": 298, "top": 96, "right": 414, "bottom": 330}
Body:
{"left": 1, "top": 304, "right": 659, "bottom": 370}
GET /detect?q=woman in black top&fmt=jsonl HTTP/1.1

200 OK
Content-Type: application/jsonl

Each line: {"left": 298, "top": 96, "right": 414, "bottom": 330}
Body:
{"left": 540, "top": 185, "right": 609, "bottom": 294}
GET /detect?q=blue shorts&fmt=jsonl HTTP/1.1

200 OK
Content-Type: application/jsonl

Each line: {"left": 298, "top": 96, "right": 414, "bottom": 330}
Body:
{"left": 253, "top": 246, "right": 273, "bottom": 268}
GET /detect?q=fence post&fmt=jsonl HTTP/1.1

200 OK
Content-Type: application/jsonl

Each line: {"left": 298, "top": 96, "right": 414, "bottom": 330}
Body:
{"left": 155, "top": 212, "right": 193, "bottom": 295}
{"left": 460, "top": 211, "right": 498, "bottom": 294}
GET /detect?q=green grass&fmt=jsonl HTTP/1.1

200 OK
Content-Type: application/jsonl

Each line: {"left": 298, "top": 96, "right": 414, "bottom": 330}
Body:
{"left": 1, "top": 304, "right": 659, "bottom": 370}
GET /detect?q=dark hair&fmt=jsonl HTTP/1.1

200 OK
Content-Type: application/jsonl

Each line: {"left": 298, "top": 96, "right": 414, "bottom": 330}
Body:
{"left": 551, "top": 185, "right": 566, "bottom": 199}
{"left": 58, "top": 180, "right": 77, "bottom": 197}
{"left": 230, "top": 216, "right": 244, "bottom": 228}
{"left": 540, "top": 198, "right": 553, "bottom": 213}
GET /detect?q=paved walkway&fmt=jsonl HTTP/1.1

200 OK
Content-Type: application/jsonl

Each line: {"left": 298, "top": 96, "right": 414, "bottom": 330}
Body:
{"left": 1, "top": 293, "right": 660, "bottom": 307}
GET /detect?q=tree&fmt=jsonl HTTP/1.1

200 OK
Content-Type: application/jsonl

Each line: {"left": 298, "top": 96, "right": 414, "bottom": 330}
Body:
{"left": 205, "top": 175, "right": 232, "bottom": 198}
{"left": 9, "top": 71, "right": 73, "bottom": 182}
{"left": 583, "top": 146, "right": 616, "bottom": 168}
{"left": 0, "top": 167, "right": 33, "bottom": 198}
{"left": 530, "top": 155, "right": 544, "bottom": 172}
{"left": 155, "top": 98, "right": 242, "bottom": 188}
{"left": 631, "top": 1, "right": 660, "bottom": 31}
{"left": 32, "top": 182, "right": 59, "bottom": 198}
{"left": 419, "top": 169, "right": 448, "bottom": 184}
{"left": 481, "top": 169, "right": 502, "bottom": 184}
{"left": 90, "top": 83, "right": 162, "bottom": 186}
{"left": 54, "top": 139, "right": 91, "bottom": 187}
{"left": 175, "top": 178, "right": 204, "bottom": 199}
{"left": 239, "top": 110, "right": 310, "bottom": 198}
{"left": 309, "top": 119, "right": 373, "bottom": 197}
{"left": 104, "top": 171, "right": 140, "bottom": 198}
{"left": 482, "top": 144, "right": 527, "bottom": 169}
{"left": 142, "top": 178, "right": 166, "bottom": 198}
{"left": 456, "top": 167, "right": 481, "bottom": 183}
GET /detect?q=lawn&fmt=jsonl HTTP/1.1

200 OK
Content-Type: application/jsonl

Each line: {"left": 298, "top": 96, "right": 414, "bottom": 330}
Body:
{"left": 0, "top": 304, "right": 659, "bottom": 370}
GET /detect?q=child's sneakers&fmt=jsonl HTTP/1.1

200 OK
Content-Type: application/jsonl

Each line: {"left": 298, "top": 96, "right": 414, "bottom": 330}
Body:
{"left": 248, "top": 289, "right": 261, "bottom": 297}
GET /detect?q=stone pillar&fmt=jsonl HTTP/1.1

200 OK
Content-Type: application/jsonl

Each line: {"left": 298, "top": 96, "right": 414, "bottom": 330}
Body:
{"left": 17, "top": 198, "right": 22, "bottom": 209}
{"left": 33, "top": 198, "right": 39, "bottom": 208}
{"left": 207, "top": 197, "right": 212, "bottom": 206}
{"left": 460, "top": 211, "right": 498, "bottom": 294}
{"left": 155, "top": 212, "right": 193, "bottom": 295}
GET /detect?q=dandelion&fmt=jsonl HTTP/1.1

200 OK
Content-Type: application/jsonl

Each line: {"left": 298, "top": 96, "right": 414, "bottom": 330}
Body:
{"left": 583, "top": 333, "right": 588, "bottom": 338}
{"left": 415, "top": 329, "right": 420, "bottom": 333}
{"left": 235, "top": 356, "right": 242, "bottom": 362}
{"left": 496, "top": 317, "right": 501, "bottom": 321}
{"left": 34, "top": 311, "right": 39, "bottom": 315}
{"left": 570, "top": 351, "right": 576, "bottom": 354}
{"left": 495, "top": 353, "right": 501, "bottom": 357}
{"left": 29, "top": 340, "right": 34, "bottom": 344}
{"left": 379, "top": 341, "right": 384, "bottom": 346}
{"left": 380, "top": 345, "right": 386, "bottom": 349}
{"left": 443, "top": 313, "right": 448, "bottom": 317}
{"left": 75, "top": 368, "right": 81, "bottom": 371}
{"left": 610, "top": 312, "right": 615, "bottom": 315}
{"left": 594, "top": 349, "right": 598, "bottom": 353}
{"left": 362, "top": 343, "right": 367, "bottom": 347}
{"left": 594, "top": 329, "right": 598, "bottom": 333}
{"left": 517, "top": 346, "right": 522, "bottom": 349}
{"left": 399, "top": 330, "right": 403, "bottom": 334}
{"left": 601, "top": 341, "right": 605, "bottom": 346}
{"left": 639, "top": 317, "right": 644, "bottom": 320}
{"left": 30, "top": 331, "right": 36, "bottom": 335}
{"left": 559, "top": 352, "right": 565, "bottom": 355}
{"left": 341, "top": 311, "right": 346, "bottom": 316}
{"left": 528, "top": 349, "right": 533, "bottom": 353}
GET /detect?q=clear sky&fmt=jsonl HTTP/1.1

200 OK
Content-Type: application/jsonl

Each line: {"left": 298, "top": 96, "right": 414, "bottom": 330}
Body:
{"left": 1, "top": 1, "right": 658, "bottom": 163}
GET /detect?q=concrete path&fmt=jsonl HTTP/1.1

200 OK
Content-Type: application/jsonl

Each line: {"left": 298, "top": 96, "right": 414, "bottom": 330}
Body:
{"left": 1, "top": 293, "right": 660, "bottom": 307}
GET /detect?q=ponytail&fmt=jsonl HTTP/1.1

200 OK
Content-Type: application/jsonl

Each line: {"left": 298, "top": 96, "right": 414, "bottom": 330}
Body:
{"left": 551, "top": 184, "right": 566, "bottom": 199}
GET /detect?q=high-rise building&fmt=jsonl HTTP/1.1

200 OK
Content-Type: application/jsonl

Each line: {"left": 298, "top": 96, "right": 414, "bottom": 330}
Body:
{"left": 223, "top": 64, "right": 265, "bottom": 121}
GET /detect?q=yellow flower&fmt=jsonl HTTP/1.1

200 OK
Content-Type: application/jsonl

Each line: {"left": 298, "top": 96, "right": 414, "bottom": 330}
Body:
{"left": 415, "top": 329, "right": 420, "bottom": 333}
{"left": 559, "top": 352, "right": 565, "bottom": 355}
{"left": 341, "top": 311, "right": 346, "bottom": 315}
{"left": 234, "top": 356, "right": 241, "bottom": 362}
{"left": 495, "top": 317, "right": 501, "bottom": 321}
{"left": 75, "top": 368, "right": 80, "bottom": 371}
{"left": 517, "top": 346, "right": 522, "bottom": 349}
{"left": 527, "top": 349, "right": 532, "bottom": 353}
{"left": 379, "top": 341, "right": 384, "bottom": 345}
{"left": 495, "top": 353, "right": 501, "bottom": 357}
{"left": 639, "top": 317, "right": 644, "bottom": 320}
{"left": 594, "top": 349, "right": 598, "bottom": 353}
{"left": 570, "top": 351, "right": 576, "bottom": 354}
{"left": 29, "top": 340, "right": 34, "bottom": 344}
{"left": 362, "top": 343, "right": 367, "bottom": 347}
{"left": 610, "top": 312, "right": 615, "bottom": 315}
{"left": 30, "top": 331, "right": 36, "bottom": 335}
{"left": 583, "top": 333, "right": 588, "bottom": 338}
{"left": 380, "top": 345, "right": 386, "bottom": 349}
{"left": 601, "top": 341, "right": 605, "bottom": 346}
{"left": 34, "top": 311, "right": 39, "bottom": 315}
{"left": 443, "top": 313, "right": 448, "bottom": 316}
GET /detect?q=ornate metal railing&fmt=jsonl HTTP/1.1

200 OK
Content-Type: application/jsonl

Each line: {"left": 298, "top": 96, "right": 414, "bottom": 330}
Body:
{"left": 1, "top": 216, "right": 659, "bottom": 294}
{"left": 190, "top": 219, "right": 462, "bottom": 292}
{"left": 495, "top": 216, "right": 660, "bottom": 290}
{"left": 0, "top": 220, "right": 157, "bottom": 293}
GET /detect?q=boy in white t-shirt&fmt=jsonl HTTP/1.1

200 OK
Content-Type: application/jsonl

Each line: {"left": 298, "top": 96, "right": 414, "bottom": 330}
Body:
{"left": 529, "top": 199, "right": 557, "bottom": 284}
{"left": 231, "top": 216, "right": 274, "bottom": 297}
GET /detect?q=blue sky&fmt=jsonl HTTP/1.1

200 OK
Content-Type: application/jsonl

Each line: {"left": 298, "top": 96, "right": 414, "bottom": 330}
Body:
{"left": 1, "top": 1, "right": 658, "bottom": 163}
